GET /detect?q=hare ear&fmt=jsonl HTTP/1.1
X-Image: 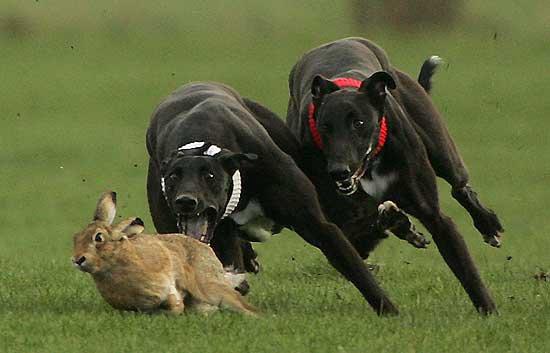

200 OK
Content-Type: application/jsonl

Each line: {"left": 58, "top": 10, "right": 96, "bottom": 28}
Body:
{"left": 93, "top": 191, "right": 117, "bottom": 225}
{"left": 124, "top": 218, "right": 145, "bottom": 236}
{"left": 113, "top": 217, "right": 145, "bottom": 237}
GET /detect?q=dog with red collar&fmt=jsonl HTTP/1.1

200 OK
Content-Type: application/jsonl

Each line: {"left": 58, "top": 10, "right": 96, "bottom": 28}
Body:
{"left": 286, "top": 37, "right": 503, "bottom": 314}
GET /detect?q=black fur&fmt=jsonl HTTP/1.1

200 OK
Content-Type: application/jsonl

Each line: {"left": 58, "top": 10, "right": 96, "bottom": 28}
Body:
{"left": 417, "top": 56, "right": 442, "bottom": 94}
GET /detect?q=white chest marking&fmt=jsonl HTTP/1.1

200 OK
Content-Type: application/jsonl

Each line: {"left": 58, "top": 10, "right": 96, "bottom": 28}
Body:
{"left": 229, "top": 199, "right": 265, "bottom": 226}
{"left": 360, "top": 171, "right": 398, "bottom": 200}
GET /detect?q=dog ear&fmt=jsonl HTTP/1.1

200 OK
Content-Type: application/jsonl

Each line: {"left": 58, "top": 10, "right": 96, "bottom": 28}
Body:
{"left": 218, "top": 152, "right": 258, "bottom": 175}
{"left": 160, "top": 155, "right": 174, "bottom": 174}
{"left": 311, "top": 75, "right": 340, "bottom": 100}
{"left": 359, "top": 71, "right": 396, "bottom": 110}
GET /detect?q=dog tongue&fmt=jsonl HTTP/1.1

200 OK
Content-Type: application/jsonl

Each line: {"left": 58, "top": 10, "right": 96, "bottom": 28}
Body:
{"left": 185, "top": 213, "right": 209, "bottom": 242}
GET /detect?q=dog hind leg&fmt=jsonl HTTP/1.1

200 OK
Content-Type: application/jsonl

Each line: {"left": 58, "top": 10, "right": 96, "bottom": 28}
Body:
{"left": 419, "top": 211, "right": 497, "bottom": 314}
{"left": 451, "top": 185, "right": 503, "bottom": 247}
{"left": 394, "top": 162, "right": 497, "bottom": 314}
{"left": 393, "top": 70, "right": 504, "bottom": 246}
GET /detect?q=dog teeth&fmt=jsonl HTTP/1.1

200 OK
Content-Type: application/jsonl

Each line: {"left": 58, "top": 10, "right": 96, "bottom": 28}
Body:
{"left": 339, "top": 182, "right": 358, "bottom": 196}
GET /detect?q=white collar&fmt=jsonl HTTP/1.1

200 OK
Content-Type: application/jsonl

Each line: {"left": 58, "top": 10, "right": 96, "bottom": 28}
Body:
{"left": 160, "top": 141, "right": 242, "bottom": 219}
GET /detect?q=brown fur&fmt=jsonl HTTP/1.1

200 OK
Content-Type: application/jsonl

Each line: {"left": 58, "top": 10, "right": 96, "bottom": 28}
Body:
{"left": 72, "top": 191, "right": 256, "bottom": 316}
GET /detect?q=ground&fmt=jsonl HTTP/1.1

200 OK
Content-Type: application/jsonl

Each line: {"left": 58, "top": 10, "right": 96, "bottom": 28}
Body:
{"left": 0, "top": 1, "right": 549, "bottom": 352}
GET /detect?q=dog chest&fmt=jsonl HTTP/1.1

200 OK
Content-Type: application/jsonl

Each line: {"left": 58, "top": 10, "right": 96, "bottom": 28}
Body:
{"left": 229, "top": 200, "right": 274, "bottom": 242}
{"left": 360, "top": 170, "right": 398, "bottom": 200}
{"left": 230, "top": 199, "right": 265, "bottom": 225}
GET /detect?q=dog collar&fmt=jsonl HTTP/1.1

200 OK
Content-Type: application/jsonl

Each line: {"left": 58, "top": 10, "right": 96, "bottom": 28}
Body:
{"left": 308, "top": 77, "right": 388, "bottom": 157}
{"left": 160, "top": 141, "right": 242, "bottom": 219}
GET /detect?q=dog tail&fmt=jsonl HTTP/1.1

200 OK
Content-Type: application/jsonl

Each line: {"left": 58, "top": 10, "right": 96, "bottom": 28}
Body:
{"left": 418, "top": 55, "right": 443, "bottom": 94}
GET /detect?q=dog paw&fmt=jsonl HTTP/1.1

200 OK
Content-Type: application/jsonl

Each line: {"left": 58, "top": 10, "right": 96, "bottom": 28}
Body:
{"left": 235, "top": 280, "right": 250, "bottom": 296}
{"left": 224, "top": 266, "right": 250, "bottom": 294}
{"left": 245, "top": 258, "right": 260, "bottom": 274}
{"left": 475, "top": 209, "right": 504, "bottom": 248}
{"left": 378, "top": 201, "right": 399, "bottom": 215}
{"left": 483, "top": 233, "right": 502, "bottom": 248}
{"left": 366, "top": 263, "right": 380, "bottom": 274}
{"left": 405, "top": 231, "right": 430, "bottom": 249}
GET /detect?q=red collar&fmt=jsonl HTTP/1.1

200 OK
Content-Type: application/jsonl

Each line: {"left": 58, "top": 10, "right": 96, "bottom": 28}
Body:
{"left": 308, "top": 77, "right": 388, "bottom": 158}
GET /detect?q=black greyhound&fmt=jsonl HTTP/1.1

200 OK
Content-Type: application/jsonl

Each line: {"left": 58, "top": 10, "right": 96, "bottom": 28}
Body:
{"left": 286, "top": 37, "right": 503, "bottom": 314}
{"left": 146, "top": 81, "right": 427, "bottom": 315}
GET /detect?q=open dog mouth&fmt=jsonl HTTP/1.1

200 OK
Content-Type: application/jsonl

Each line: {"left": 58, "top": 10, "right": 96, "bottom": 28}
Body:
{"left": 334, "top": 145, "right": 374, "bottom": 196}
{"left": 176, "top": 207, "right": 217, "bottom": 244}
{"left": 335, "top": 179, "right": 358, "bottom": 195}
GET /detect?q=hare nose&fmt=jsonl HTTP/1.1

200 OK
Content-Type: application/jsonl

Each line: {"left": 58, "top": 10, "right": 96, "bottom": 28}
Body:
{"left": 75, "top": 256, "right": 86, "bottom": 266}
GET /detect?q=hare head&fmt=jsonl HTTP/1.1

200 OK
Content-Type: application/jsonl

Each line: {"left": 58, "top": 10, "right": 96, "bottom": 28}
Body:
{"left": 72, "top": 191, "right": 144, "bottom": 274}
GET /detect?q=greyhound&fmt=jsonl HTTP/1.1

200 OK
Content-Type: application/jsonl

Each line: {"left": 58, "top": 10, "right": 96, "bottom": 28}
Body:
{"left": 285, "top": 37, "right": 503, "bottom": 314}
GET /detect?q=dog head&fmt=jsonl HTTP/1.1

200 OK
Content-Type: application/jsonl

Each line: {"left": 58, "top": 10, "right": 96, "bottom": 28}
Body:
{"left": 160, "top": 142, "right": 257, "bottom": 243}
{"left": 311, "top": 71, "right": 396, "bottom": 195}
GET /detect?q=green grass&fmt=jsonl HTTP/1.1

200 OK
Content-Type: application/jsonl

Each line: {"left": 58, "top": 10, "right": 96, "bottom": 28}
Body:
{"left": 1, "top": 1, "right": 549, "bottom": 352}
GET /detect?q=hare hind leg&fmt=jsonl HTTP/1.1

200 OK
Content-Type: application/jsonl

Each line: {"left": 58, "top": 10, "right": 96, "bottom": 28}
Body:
{"left": 200, "top": 282, "right": 257, "bottom": 316}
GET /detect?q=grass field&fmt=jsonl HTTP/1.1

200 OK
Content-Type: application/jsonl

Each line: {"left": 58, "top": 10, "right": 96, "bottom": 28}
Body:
{"left": 1, "top": 1, "right": 549, "bottom": 352}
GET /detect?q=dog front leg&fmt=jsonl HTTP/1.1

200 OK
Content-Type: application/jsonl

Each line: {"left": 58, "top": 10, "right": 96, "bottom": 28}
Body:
{"left": 210, "top": 221, "right": 254, "bottom": 296}
{"left": 294, "top": 215, "right": 398, "bottom": 315}
{"left": 259, "top": 165, "right": 398, "bottom": 315}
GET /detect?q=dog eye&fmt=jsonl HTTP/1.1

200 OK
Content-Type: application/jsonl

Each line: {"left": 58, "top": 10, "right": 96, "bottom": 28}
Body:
{"left": 352, "top": 119, "right": 365, "bottom": 129}
{"left": 318, "top": 124, "right": 331, "bottom": 133}
{"left": 94, "top": 233, "right": 104, "bottom": 242}
{"left": 205, "top": 172, "right": 215, "bottom": 180}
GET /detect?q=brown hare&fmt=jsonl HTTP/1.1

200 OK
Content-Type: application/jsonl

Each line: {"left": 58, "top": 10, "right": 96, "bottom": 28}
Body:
{"left": 72, "top": 191, "right": 257, "bottom": 316}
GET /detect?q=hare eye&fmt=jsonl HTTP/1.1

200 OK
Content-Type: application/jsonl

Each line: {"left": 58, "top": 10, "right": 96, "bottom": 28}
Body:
{"left": 94, "top": 233, "right": 104, "bottom": 242}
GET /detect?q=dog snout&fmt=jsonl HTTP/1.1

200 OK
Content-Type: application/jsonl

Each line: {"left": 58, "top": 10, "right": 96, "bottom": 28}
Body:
{"left": 74, "top": 256, "right": 86, "bottom": 266}
{"left": 328, "top": 164, "right": 352, "bottom": 181}
{"left": 174, "top": 194, "right": 198, "bottom": 213}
